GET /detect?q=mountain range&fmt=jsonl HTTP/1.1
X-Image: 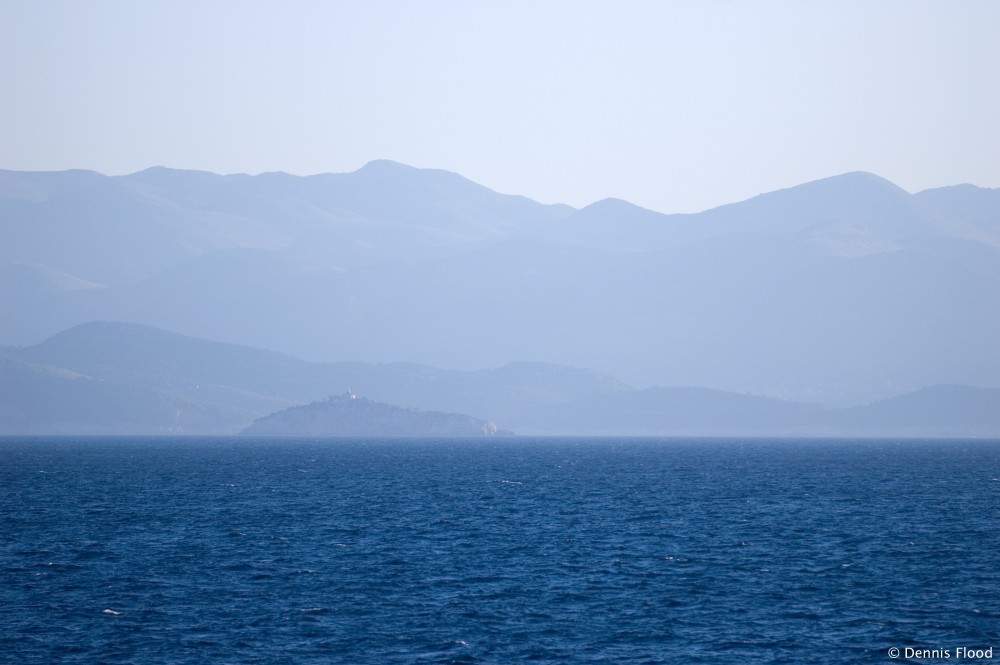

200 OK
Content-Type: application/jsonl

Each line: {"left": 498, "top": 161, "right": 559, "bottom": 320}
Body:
{"left": 2, "top": 322, "right": 998, "bottom": 437}
{"left": 2, "top": 161, "right": 999, "bottom": 409}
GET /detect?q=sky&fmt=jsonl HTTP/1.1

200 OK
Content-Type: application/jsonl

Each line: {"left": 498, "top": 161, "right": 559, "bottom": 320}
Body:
{"left": 1, "top": 0, "right": 998, "bottom": 214}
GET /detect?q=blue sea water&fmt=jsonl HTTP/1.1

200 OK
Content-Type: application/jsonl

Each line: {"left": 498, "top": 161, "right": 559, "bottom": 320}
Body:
{"left": 1, "top": 437, "right": 998, "bottom": 664}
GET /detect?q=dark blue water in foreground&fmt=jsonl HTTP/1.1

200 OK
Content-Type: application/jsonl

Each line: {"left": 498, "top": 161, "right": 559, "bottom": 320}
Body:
{"left": 2, "top": 438, "right": 998, "bottom": 664}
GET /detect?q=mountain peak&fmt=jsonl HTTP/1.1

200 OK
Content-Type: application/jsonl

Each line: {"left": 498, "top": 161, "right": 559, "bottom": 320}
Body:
{"left": 696, "top": 169, "right": 925, "bottom": 237}
{"left": 582, "top": 197, "right": 647, "bottom": 213}
{"left": 121, "top": 166, "right": 234, "bottom": 189}
{"left": 572, "top": 197, "right": 668, "bottom": 224}
{"left": 759, "top": 171, "right": 909, "bottom": 203}
{"left": 356, "top": 159, "right": 418, "bottom": 174}
{"left": 127, "top": 165, "right": 224, "bottom": 177}
{"left": 821, "top": 170, "right": 893, "bottom": 184}
{"left": 349, "top": 159, "right": 471, "bottom": 190}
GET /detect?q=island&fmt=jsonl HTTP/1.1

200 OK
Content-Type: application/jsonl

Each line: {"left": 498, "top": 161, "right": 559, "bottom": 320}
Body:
{"left": 239, "top": 393, "right": 512, "bottom": 437}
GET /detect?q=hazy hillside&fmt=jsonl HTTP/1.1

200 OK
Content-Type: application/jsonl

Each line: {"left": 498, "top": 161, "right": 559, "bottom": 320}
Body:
{"left": 828, "top": 384, "right": 1000, "bottom": 437}
{"left": 3, "top": 322, "right": 997, "bottom": 437}
{"left": 2, "top": 163, "right": 998, "bottom": 406}
{"left": 0, "top": 350, "right": 251, "bottom": 434}
{"left": 913, "top": 184, "right": 1000, "bottom": 243}
{"left": 15, "top": 320, "right": 334, "bottom": 411}
{"left": 2, "top": 322, "right": 630, "bottom": 434}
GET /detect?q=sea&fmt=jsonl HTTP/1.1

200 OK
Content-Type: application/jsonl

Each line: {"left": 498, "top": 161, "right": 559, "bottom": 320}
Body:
{"left": 1, "top": 437, "right": 998, "bottom": 664}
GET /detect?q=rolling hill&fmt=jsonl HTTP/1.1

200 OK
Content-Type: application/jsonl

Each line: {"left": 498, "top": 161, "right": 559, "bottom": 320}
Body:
{"left": 2, "top": 322, "right": 997, "bottom": 436}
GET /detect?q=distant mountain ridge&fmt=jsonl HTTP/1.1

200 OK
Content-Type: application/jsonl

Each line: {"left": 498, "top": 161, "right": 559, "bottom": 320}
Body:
{"left": 0, "top": 160, "right": 573, "bottom": 284}
{"left": 1, "top": 321, "right": 630, "bottom": 434}
{"left": 2, "top": 322, "right": 998, "bottom": 437}
{"left": 2, "top": 162, "right": 998, "bottom": 405}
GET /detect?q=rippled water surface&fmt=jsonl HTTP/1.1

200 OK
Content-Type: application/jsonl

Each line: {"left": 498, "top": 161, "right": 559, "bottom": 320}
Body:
{"left": 2, "top": 437, "right": 998, "bottom": 663}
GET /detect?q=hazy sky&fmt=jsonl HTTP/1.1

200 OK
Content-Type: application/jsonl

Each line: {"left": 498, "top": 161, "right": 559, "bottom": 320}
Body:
{"left": 2, "top": 1, "right": 998, "bottom": 213}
